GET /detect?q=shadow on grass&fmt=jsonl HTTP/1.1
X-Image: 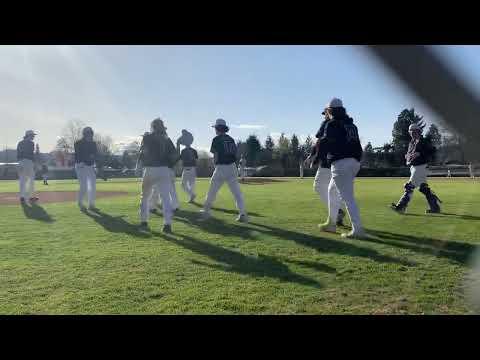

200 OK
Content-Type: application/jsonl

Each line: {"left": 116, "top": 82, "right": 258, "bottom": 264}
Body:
{"left": 249, "top": 222, "right": 413, "bottom": 267}
{"left": 174, "top": 209, "right": 255, "bottom": 239}
{"left": 403, "top": 212, "right": 480, "bottom": 221}
{"left": 170, "top": 209, "right": 411, "bottom": 266}
{"left": 364, "top": 229, "right": 477, "bottom": 265}
{"left": 189, "top": 201, "right": 264, "bottom": 217}
{"left": 160, "top": 233, "right": 323, "bottom": 288}
{"left": 21, "top": 202, "right": 55, "bottom": 223}
{"left": 82, "top": 209, "right": 151, "bottom": 238}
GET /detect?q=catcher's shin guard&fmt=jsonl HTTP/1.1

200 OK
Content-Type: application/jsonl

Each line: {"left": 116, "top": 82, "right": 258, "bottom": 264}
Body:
{"left": 419, "top": 183, "right": 441, "bottom": 213}
{"left": 391, "top": 182, "right": 415, "bottom": 212}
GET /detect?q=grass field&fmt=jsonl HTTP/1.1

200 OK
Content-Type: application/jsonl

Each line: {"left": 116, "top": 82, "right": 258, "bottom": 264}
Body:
{"left": 1, "top": 177, "right": 479, "bottom": 314}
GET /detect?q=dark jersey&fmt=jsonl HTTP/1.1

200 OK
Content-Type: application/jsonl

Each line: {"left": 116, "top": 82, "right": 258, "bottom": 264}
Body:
{"left": 74, "top": 139, "right": 98, "bottom": 166}
{"left": 210, "top": 134, "right": 237, "bottom": 165}
{"left": 406, "top": 136, "right": 435, "bottom": 166}
{"left": 140, "top": 133, "right": 177, "bottom": 167}
{"left": 180, "top": 147, "right": 198, "bottom": 167}
{"left": 312, "top": 119, "right": 329, "bottom": 168}
{"left": 17, "top": 139, "right": 35, "bottom": 161}
{"left": 320, "top": 117, "right": 363, "bottom": 166}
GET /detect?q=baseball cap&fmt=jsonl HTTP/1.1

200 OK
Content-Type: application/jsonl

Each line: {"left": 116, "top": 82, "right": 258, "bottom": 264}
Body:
{"left": 212, "top": 118, "right": 228, "bottom": 128}
{"left": 322, "top": 98, "right": 344, "bottom": 115}
{"left": 151, "top": 118, "right": 167, "bottom": 130}
{"left": 25, "top": 130, "right": 37, "bottom": 137}
{"left": 327, "top": 98, "right": 344, "bottom": 108}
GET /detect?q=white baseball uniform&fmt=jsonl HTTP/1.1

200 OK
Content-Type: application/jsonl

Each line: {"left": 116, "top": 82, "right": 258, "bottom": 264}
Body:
{"left": 18, "top": 159, "right": 35, "bottom": 200}
{"left": 327, "top": 158, "right": 363, "bottom": 233}
{"left": 75, "top": 163, "right": 97, "bottom": 208}
{"left": 181, "top": 166, "right": 196, "bottom": 199}
{"left": 141, "top": 167, "right": 173, "bottom": 224}
{"left": 204, "top": 164, "right": 246, "bottom": 215}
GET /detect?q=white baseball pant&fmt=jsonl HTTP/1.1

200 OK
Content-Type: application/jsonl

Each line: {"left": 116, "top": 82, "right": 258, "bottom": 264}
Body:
{"left": 327, "top": 158, "right": 363, "bottom": 233}
{"left": 75, "top": 163, "right": 97, "bottom": 208}
{"left": 204, "top": 164, "right": 246, "bottom": 215}
{"left": 181, "top": 167, "right": 197, "bottom": 199}
{"left": 140, "top": 166, "right": 173, "bottom": 225}
{"left": 169, "top": 168, "right": 179, "bottom": 209}
{"left": 314, "top": 167, "right": 344, "bottom": 210}
{"left": 409, "top": 164, "right": 427, "bottom": 187}
{"left": 17, "top": 159, "right": 35, "bottom": 199}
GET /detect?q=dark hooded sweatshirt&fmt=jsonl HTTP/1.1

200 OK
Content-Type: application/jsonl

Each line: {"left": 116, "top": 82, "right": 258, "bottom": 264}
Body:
{"left": 319, "top": 116, "right": 363, "bottom": 166}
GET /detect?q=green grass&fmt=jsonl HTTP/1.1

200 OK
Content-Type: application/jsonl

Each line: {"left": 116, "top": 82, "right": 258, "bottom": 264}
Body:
{"left": 1, "top": 177, "right": 479, "bottom": 314}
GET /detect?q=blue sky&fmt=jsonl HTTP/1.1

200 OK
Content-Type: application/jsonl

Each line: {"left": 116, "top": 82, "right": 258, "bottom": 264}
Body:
{"left": 1, "top": 45, "right": 478, "bottom": 154}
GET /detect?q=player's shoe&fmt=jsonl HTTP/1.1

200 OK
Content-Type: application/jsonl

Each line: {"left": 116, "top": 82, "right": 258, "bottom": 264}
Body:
{"left": 88, "top": 206, "right": 100, "bottom": 212}
{"left": 188, "top": 195, "right": 196, "bottom": 204}
{"left": 318, "top": 222, "right": 337, "bottom": 233}
{"left": 139, "top": 221, "right": 149, "bottom": 229}
{"left": 341, "top": 230, "right": 368, "bottom": 239}
{"left": 150, "top": 208, "right": 158, "bottom": 214}
{"left": 29, "top": 197, "right": 39, "bottom": 203}
{"left": 236, "top": 214, "right": 249, "bottom": 223}
{"left": 162, "top": 224, "right": 172, "bottom": 234}
{"left": 425, "top": 208, "right": 441, "bottom": 214}
{"left": 390, "top": 203, "right": 406, "bottom": 214}
{"left": 20, "top": 197, "right": 26, "bottom": 204}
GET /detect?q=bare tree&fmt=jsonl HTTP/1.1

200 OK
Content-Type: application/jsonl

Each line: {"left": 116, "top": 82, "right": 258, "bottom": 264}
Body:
{"left": 56, "top": 119, "right": 85, "bottom": 152}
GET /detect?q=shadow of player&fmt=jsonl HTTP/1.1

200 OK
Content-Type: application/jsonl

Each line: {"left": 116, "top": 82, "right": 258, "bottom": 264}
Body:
{"left": 364, "top": 229, "right": 477, "bottom": 265}
{"left": 188, "top": 201, "right": 264, "bottom": 217}
{"left": 160, "top": 232, "right": 323, "bottom": 289}
{"left": 82, "top": 209, "right": 151, "bottom": 238}
{"left": 404, "top": 212, "right": 480, "bottom": 221}
{"left": 21, "top": 202, "right": 55, "bottom": 223}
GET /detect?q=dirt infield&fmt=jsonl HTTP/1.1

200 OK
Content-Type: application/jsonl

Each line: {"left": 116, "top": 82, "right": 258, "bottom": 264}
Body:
{"left": 0, "top": 191, "right": 129, "bottom": 205}
{"left": 239, "top": 178, "right": 287, "bottom": 185}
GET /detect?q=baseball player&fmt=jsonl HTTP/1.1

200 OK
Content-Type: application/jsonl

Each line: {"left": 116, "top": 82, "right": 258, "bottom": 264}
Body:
{"left": 16, "top": 130, "right": 39, "bottom": 203}
{"left": 178, "top": 129, "right": 198, "bottom": 203}
{"left": 137, "top": 118, "right": 177, "bottom": 233}
{"left": 239, "top": 155, "right": 246, "bottom": 181}
{"left": 305, "top": 111, "right": 346, "bottom": 227}
{"left": 447, "top": 169, "right": 452, "bottom": 178}
{"left": 391, "top": 122, "right": 441, "bottom": 214}
{"left": 41, "top": 164, "right": 49, "bottom": 185}
{"left": 469, "top": 163, "right": 475, "bottom": 179}
{"left": 74, "top": 127, "right": 99, "bottom": 211}
{"left": 317, "top": 98, "right": 366, "bottom": 239}
{"left": 200, "top": 118, "right": 248, "bottom": 222}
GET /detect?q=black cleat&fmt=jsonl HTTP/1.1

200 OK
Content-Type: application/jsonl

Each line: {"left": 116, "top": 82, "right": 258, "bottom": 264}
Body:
{"left": 426, "top": 208, "right": 441, "bottom": 214}
{"left": 150, "top": 208, "right": 158, "bottom": 214}
{"left": 140, "top": 222, "right": 149, "bottom": 229}
{"left": 390, "top": 203, "right": 405, "bottom": 214}
{"left": 162, "top": 224, "right": 172, "bottom": 234}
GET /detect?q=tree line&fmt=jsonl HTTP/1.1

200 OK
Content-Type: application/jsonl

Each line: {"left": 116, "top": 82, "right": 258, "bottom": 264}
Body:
{"left": 50, "top": 109, "right": 476, "bottom": 173}
{"left": 362, "top": 108, "right": 474, "bottom": 168}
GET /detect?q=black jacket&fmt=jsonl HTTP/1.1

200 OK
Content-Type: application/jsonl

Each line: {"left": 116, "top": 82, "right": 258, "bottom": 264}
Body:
{"left": 74, "top": 139, "right": 98, "bottom": 166}
{"left": 311, "top": 119, "right": 329, "bottom": 168}
{"left": 319, "top": 116, "right": 363, "bottom": 166}
{"left": 17, "top": 139, "right": 35, "bottom": 161}
{"left": 139, "top": 133, "right": 177, "bottom": 168}
{"left": 406, "top": 136, "right": 435, "bottom": 166}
